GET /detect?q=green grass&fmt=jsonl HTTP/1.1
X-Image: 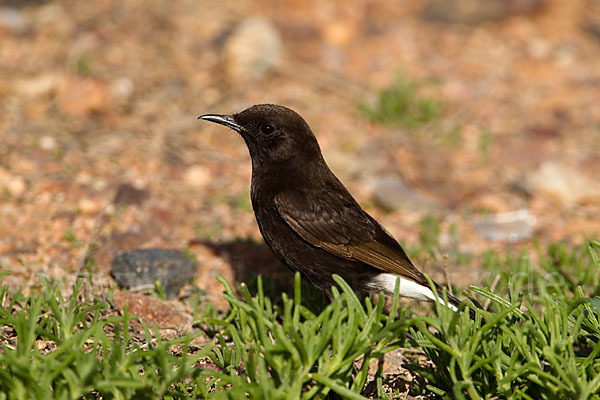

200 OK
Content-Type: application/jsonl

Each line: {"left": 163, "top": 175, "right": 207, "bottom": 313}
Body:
{"left": 193, "top": 221, "right": 223, "bottom": 241}
{"left": 478, "top": 129, "right": 493, "bottom": 163}
{"left": 0, "top": 277, "right": 210, "bottom": 399}
{"left": 61, "top": 229, "right": 82, "bottom": 249}
{"left": 195, "top": 274, "right": 411, "bottom": 399}
{"left": 1, "top": 240, "right": 599, "bottom": 399}
{"left": 232, "top": 190, "right": 253, "bottom": 213}
{"left": 76, "top": 53, "right": 93, "bottom": 75}
{"left": 358, "top": 72, "right": 443, "bottom": 128}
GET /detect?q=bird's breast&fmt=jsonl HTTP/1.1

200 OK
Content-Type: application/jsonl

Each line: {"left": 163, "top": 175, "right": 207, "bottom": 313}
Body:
{"left": 250, "top": 178, "right": 284, "bottom": 239}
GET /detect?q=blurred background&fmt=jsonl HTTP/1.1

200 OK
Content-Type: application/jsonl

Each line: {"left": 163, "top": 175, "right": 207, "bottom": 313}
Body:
{"left": 0, "top": 0, "right": 599, "bottom": 304}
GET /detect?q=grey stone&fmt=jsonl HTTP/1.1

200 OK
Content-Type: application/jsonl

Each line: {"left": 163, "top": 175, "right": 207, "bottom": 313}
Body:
{"left": 223, "top": 17, "right": 282, "bottom": 82}
{"left": 111, "top": 248, "right": 196, "bottom": 298}
{"left": 524, "top": 161, "right": 600, "bottom": 206}
{"left": 369, "top": 174, "right": 442, "bottom": 212}
{"left": 474, "top": 209, "right": 536, "bottom": 243}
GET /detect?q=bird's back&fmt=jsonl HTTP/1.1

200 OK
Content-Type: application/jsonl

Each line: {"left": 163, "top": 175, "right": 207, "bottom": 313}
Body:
{"left": 249, "top": 159, "right": 406, "bottom": 295}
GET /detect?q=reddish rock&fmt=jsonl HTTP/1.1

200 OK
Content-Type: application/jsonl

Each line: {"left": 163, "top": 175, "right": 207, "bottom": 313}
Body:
{"left": 56, "top": 78, "right": 108, "bottom": 116}
{"left": 113, "top": 292, "right": 193, "bottom": 335}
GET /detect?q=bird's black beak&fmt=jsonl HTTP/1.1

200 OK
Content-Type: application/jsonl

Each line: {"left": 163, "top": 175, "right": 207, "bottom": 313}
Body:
{"left": 198, "top": 114, "right": 246, "bottom": 135}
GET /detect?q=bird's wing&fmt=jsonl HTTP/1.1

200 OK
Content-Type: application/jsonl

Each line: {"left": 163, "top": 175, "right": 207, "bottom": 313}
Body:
{"left": 274, "top": 189, "right": 427, "bottom": 284}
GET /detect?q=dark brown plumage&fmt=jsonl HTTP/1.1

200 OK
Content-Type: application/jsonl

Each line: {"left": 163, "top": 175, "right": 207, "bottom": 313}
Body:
{"left": 199, "top": 104, "right": 474, "bottom": 317}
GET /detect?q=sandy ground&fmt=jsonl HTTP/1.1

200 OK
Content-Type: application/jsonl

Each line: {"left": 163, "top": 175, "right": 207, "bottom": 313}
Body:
{"left": 1, "top": 0, "right": 599, "bottom": 344}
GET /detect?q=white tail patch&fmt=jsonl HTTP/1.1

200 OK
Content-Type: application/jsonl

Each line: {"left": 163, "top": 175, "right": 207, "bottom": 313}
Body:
{"left": 372, "top": 273, "right": 458, "bottom": 311}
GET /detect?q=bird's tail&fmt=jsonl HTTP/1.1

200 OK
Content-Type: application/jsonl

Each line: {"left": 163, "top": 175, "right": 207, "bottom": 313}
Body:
{"left": 435, "top": 285, "right": 478, "bottom": 321}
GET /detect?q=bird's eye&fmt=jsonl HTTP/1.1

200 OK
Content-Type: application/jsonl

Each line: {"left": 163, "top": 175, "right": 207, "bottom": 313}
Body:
{"left": 261, "top": 124, "right": 275, "bottom": 135}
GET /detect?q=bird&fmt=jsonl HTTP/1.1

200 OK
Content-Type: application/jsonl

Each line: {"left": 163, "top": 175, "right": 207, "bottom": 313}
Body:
{"left": 199, "top": 104, "right": 474, "bottom": 317}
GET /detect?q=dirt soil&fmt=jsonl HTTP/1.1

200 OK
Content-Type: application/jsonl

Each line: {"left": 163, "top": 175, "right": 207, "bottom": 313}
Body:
{"left": 1, "top": 0, "right": 599, "bottom": 392}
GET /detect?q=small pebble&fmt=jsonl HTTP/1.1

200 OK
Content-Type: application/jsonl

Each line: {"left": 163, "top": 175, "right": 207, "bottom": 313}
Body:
{"left": 39, "top": 136, "right": 57, "bottom": 151}
{"left": 0, "top": 7, "right": 28, "bottom": 34}
{"left": 183, "top": 165, "right": 211, "bottom": 188}
{"left": 0, "top": 168, "right": 26, "bottom": 197}
{"left": 113, "top": 183, "right": 149, "bottom": 206}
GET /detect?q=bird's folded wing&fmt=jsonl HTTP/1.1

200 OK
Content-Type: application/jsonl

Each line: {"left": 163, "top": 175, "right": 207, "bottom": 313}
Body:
{"left": 274, "top": 191, "right": 426, "bottom": 284}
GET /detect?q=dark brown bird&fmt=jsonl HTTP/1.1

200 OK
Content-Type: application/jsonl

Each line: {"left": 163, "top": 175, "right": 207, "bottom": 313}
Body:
{"left": 199, "top": 104, "right": 472, "bottom": 316}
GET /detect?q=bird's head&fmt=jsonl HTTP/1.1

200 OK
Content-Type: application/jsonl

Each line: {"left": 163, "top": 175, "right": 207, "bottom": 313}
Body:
{"left": 199, "top": 104, "right": 322, "bottom": 165}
